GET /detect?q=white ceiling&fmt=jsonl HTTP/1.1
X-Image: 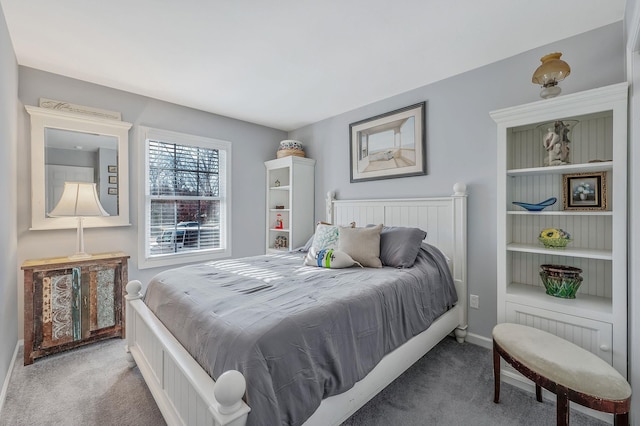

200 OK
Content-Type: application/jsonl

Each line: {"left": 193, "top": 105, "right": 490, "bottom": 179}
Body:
{"left": 0, "top": 0, "right": 626, "bottom": 131}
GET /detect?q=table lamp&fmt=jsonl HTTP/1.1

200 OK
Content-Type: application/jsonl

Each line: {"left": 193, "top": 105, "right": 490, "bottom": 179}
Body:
{"left": 49, "top": 182, "right": 109, "bottom": 259}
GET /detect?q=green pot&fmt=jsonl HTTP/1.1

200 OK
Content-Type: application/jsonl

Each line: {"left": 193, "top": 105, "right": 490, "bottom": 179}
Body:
{"left": 539, "top": 267, "right": 583, "bottom": 299}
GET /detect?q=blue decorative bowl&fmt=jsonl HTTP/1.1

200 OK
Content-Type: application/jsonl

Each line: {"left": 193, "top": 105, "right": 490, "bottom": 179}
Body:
{"left": 512, "top": 197, "right": 557, "bottom": 212}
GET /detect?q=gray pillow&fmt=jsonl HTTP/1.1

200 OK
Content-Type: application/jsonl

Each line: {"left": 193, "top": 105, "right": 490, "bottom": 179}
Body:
{"left": 338, "top": 224, "right": 383, "bottom": 268}
{"left": 379, "top": 226, "right": 427, "bottom": 268}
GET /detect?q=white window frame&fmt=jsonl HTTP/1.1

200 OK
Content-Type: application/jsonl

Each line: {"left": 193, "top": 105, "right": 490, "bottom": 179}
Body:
{"left": 138, "top": 126, "right": 232, "bottom": 269}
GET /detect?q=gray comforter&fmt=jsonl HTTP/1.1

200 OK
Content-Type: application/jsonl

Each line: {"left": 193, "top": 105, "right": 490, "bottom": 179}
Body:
{"left": 143, "top": 243, "right": 457, "bottom": 426}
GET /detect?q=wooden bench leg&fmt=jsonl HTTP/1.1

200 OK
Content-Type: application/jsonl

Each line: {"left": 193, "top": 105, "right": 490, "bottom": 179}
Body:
{"left": 614, "top": 413, "right": 628, "bottom": 426}
{"left": 493, "top": 340, "right": 500, "bottom": 403}
{"left": 557, "top": 386, "right": 569, "bottom": 426}
{"left": 536, "top": 384, "right": 542, "bottom": 402}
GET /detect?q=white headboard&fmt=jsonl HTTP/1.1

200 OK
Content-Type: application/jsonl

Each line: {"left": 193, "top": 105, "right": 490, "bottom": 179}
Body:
{"left": 326, "top": 183, "right": 468, "bottom": 327}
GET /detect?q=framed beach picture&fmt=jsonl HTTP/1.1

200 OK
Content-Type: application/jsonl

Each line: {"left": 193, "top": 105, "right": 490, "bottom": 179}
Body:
{"left": 349, "top": 102, "right": 426, "bottom": 183}
{"left": 562, "top": 171, "right": 608, "bottom": 211}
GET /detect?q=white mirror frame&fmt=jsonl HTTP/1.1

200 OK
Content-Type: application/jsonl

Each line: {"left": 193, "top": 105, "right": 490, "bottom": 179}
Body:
{"left": 26, "top": 105, "right": 132, "bottom": 230}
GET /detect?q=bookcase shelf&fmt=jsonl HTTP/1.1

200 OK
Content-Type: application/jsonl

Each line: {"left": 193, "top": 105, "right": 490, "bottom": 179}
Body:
{"left": 491, "top": 83, "right": 628, "bottom": 380}
{"left": 265, "top": 156, "right": 315, "bottom": 253}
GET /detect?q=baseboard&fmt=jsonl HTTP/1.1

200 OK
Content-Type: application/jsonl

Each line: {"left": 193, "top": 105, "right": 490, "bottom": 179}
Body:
{"left": 465, "top": 332, "right": 492, "bottom": 349}
{"left": 0, "top": 340, "right": 22, "bottom": 415}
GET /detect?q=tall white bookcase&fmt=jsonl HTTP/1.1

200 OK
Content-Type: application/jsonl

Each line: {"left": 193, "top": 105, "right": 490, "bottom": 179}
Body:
{"left": 491, "top": 83, "right": 628, "bottom": 383}
{"left": 265, "top": 156, "right": 315, "bottom": 253}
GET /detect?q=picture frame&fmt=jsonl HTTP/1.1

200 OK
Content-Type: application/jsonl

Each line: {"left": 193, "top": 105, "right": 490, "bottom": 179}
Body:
{"left": 108, "top": 187, "right": 118, "bottom": 195}
{"left": 562, "top": 171, "right": 608, "bottom": 211}
{"left": 107, "top": 165, "right": 117, "bottom": 173}
{"left": 108, "top": 175, "right": 118, "bottom": 184}
{"left": 349, "top": 102, "right": 426, "bottom": 183}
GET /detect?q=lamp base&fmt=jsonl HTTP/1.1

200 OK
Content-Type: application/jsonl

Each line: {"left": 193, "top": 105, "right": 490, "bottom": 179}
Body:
{"left": 68, "top": 252, "right": 92, "bottom": 260}
{"left": 540, "top": 85, "right": 561, "bottom": 99}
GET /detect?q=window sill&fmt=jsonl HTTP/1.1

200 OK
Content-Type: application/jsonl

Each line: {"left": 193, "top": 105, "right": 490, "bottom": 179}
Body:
{"left": 138, "top": 248, "right": 231, "bottom": 270}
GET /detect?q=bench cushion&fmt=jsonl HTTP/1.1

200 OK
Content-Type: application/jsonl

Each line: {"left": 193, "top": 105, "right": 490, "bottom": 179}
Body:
{"left": 492, "top": 323, "right": 631, "bottom": 401}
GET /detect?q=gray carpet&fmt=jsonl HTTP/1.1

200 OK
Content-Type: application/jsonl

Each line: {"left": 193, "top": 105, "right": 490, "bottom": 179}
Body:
{"left": 0, "top": 339, "right": 165, "bottom": 426}
{"left": 341, "top": 337, "right": 607, "bottom": 426}
{"left": 0, "top": 336, "right": 608, "bottom": 426}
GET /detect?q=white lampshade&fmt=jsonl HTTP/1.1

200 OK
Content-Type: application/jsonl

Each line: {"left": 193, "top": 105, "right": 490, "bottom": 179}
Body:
{"left": 49, "top": 182, "right": 109, "bottom": 217}
{"left": 49, "top": 182, "right": 109, "bottom": 259}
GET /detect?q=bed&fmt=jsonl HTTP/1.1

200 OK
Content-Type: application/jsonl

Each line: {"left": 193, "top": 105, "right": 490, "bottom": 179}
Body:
{"left": 125, "top": 183, "right": 468, "bottom": 426}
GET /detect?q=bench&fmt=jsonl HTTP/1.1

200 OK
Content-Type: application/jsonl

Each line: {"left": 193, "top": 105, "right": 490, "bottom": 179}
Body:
{"left": 492, "top": 323, "right": 631, "bottom": 425}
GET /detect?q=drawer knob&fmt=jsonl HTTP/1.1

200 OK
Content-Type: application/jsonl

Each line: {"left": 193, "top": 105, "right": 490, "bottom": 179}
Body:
{"left": 600, "top": 344, "right": 611, "bottom": 352}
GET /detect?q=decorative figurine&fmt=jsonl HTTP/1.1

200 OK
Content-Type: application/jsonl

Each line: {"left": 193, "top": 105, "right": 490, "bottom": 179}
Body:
{"left": 275, "top": 213, "right": 283, "bottom": 229}
{"left": 543, "top": 120, "right": 572, "bottom": 166}
{"left": 274, "top": 235, "right": 288, "bottom": 249}
{"left": 274, "top": 179, "right": 280, "bottom": 187}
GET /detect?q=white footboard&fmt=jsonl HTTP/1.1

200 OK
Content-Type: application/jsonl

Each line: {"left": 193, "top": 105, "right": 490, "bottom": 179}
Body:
{"left": 125, "top": 280, "right": 250, "bottom": 426}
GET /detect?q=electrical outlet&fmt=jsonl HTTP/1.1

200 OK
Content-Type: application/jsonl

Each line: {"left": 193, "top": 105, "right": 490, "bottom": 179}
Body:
{"left": 470, "top": 294, "right": 479, "bottom": 309}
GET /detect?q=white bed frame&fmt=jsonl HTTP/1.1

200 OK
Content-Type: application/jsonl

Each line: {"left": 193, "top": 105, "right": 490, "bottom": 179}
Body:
{"left": 125, "top": 183, "right": 468, "bottom": 426}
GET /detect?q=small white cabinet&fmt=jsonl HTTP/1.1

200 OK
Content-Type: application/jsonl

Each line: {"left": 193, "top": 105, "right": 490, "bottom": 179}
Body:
{"left": 265, "top": 156, "right": 315, "bottom": 253}
{"left": 491, "top": 83, "right": 628, "bottom": 379}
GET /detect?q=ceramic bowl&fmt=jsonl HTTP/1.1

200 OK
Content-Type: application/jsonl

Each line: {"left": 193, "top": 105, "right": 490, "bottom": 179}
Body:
{"left": 539, "top": 264, "right": 583, "bottom": 299}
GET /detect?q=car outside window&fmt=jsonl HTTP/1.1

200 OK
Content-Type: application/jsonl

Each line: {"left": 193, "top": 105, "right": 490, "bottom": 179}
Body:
{"left": 139, "top": 127, "right": 231, "bottom": 269}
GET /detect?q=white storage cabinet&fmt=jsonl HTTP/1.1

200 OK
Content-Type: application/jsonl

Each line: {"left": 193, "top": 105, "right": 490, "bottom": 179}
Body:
{"left": 265, "top": 156, "right": 315, "bottom": 253}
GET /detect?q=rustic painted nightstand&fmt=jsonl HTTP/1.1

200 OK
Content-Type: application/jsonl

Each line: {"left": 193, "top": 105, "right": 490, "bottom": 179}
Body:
{"left": 21, "top": 252, "right": 129, "bottom": 365}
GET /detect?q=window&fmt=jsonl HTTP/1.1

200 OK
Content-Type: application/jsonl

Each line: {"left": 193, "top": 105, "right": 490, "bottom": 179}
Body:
{"left": 139, "top": 127, "right": 231, "bottom": 269}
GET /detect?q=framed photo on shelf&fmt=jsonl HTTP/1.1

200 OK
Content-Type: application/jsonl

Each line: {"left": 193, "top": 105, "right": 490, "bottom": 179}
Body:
{"left": 349, "top": 102, "right": 426, "bottom": 183}
{"left": 108, "top": 175, "right": 118, "bottom": 184}
{"left": 107, "top": 165, "right": 117, "bottom": 173}
{"left": 108, "top": 187, "right": 118, "bottom": 195}
{"left": 562, "top": 171, "right": 607, "bottom": 211}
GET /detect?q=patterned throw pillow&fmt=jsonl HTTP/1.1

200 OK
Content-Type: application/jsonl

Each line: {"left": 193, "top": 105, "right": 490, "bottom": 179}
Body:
{"left": 311, "top": 223, "right": 340, "bottom": 251}
{"left": 304, "top": 247, "right": 361, "bottom": 268}
{"left": 310, "top": 222, "right": 355, "bottom": 250}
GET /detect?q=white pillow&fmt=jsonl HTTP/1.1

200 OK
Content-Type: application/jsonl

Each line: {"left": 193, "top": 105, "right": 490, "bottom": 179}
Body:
{"left": 310, "top": 222, "right": 355, "bottom": 252}
{"left": 310, "top": 223, "right": 340, "bottom": 251}
{"left": 338, "top": 224, "right": 383, "bottom": 268}
{"left": 304, "top": 248, "right": 361, "bottom": 268}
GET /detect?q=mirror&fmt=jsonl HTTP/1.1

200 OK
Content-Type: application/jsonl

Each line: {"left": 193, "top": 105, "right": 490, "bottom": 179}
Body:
{"left": 26, "top": 105, "right": 132, "bottom": 230}
{"left": 45, "top": 128, "right": 119, "bottom": 216}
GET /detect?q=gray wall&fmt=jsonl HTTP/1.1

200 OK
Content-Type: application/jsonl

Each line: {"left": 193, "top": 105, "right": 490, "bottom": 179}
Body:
{"left": 16, "top": 67, "right": 287, "bottom": 338}
{"left": 288, "top": 22, "right": 625, "bottom": 341}
{"left": 0, "top": 4, "right": 18, "bottom": 408}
